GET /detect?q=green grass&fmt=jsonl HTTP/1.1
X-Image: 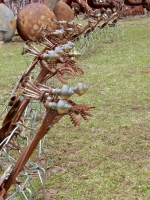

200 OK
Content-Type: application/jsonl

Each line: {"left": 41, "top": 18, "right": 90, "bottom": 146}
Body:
{"left": 0, "top": 16, "right": 150, "bottom": 199}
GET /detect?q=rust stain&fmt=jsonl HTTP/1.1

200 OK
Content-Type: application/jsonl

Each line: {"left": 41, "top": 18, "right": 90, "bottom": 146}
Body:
{"left": 33, "top": 24, "right": 39, "bottom": 30}
{"left": 9, "top": 18, "right": 16, "bottom": 29}
{"left": 0, "top": 19, "right": 3, "bottom": 24}
{"left": 40, "top": 15, "right": 45, "bottom": 20}
{"left": 29, "top": 11, "right": 33, "bottom": 15}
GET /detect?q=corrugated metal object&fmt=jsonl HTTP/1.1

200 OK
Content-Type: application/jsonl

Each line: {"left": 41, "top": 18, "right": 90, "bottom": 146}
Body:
{"left": 0, "top": 3, "right": 16, "bottom": 42}
{"left": 17, "top": 3, "right": 57, "bottom": 41}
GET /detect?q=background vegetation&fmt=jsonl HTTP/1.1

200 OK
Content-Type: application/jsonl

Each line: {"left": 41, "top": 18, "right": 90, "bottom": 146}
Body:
{"left": 0, "top": 16, "right": 150, "bottom": 199}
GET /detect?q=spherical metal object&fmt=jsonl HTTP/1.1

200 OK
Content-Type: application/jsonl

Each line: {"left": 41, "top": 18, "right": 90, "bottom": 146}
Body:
{"left": 0, "top": 3, "right": 16, "bottom": 42}
{"left": 53, "top": 1, "right": 74, "bottom": 22}
{"left": 17, "top": 3, "right": 57, "bottom": 41}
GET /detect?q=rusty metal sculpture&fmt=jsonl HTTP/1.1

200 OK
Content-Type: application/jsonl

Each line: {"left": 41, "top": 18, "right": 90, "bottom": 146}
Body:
{"left": 16, "top": 1, "right": 108, "bottom": 42}
{"left": 124, "top": 0, "right": 149, "bottom": 11}
{"left": 120, "top": 5, "right": 144, "bottom": 16}
{"left": 0, "top": 7, "right": 122, "bottom": 197}
{"left": 0, "top": 18, "right": 99, "bottom": 199}
{"left": 61, "top": 0, "right": 90, "bottom": 15}
{"left": 59, "top": 0, "right": 116, "bottom": 18}
{"left": 86, "top": 0, "right": 123, "bottom": 14}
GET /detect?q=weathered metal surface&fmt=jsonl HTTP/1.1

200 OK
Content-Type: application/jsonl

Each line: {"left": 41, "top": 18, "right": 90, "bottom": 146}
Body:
{"left": 86, "top": 0, "right": 123, "bottom": 13}
{"left": 124, "top": 0, "right": 149, "bottom": 8}
{"left": 46, "top": 0, "right": 60, "bottom": 9}
{"left": 80, "top": 0, "right": 91, "bottom": 11}
{"left": 61, "top": 0, "right": 91, "bottom": 14}
{"left": 121, "top": 5, "right": 144, "bottom": 16}
{"left": 0, "top": 3, "right": 16, "bottom": 42}
{"left": 87, "top": 0, "right": 111, "bottom": 9}
{"left": 54, "top": 1, "right": 74, "bottom": 22}
{"left": 124, "top": 0, "right": 146, "bottom": 5}
{"left": 17, "top": 3, "right": 57, "bottom": 41}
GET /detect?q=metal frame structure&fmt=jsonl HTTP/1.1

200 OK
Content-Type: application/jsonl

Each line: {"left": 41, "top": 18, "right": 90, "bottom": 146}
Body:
{"left": 0, "top": 11, "right": 122, "bottom": 198}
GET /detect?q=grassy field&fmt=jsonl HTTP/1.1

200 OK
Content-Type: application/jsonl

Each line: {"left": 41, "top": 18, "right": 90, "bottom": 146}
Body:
{"left": 0, "top": 16, "right": 150, "bottom": 199}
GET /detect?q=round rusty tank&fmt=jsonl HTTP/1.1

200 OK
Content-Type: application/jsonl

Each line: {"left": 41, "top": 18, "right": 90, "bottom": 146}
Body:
{"left": 53, "top": 1, "right": 74, "bottom": 22}
{"left": 0, "top": 3, "right": 16, "bottom": 42}
{"left": 17, "top": 3, "right": 57, "bottom": 41}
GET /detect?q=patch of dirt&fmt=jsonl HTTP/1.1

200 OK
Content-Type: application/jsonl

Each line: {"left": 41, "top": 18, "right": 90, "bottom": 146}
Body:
{"left": 11, "top": 34, "right": 24, "bottom": 43}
